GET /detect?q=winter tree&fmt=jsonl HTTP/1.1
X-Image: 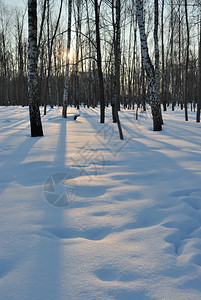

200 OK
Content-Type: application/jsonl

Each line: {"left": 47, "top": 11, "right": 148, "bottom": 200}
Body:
{"left": 196, "top": 5, "right": 201, "bottom": 122}
{"left": 94, "top": 0, "right": 105, "bottom": 123}
{"left": 63, "top": 0, "right": 73, "bottom": 118}
{"left": 136, "top": 0, "right": 163, "bottom": 131}
{"left": 28, "top": 0, "right": 43, "bottom": 137}
{"left": 112, "top": 0, "right": 123, "bottom": 139}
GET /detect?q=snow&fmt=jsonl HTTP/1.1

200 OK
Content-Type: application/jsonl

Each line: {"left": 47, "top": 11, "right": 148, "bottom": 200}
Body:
{"left": 0, "top": 105, "right": 201, "bottom": 300}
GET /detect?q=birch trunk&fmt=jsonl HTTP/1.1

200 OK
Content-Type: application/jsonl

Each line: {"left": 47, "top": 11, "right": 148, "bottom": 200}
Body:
{"left": 136, "top": 0, "right": 162, "bottom": 131}
{"left": 28, "top": 0, "right": 43, "bottom": 137}
{"left": 62, "top": 0, "right": 72, "bottom": 118}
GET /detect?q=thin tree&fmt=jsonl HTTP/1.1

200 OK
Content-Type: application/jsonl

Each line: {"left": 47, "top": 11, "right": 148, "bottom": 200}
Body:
{"left": 73, "top": 0, "right": 83, "bottom": 109}
{"left": 196, "top": 6, "right": 201, "bottom": 122}
{"left": 170, "top": 0, "right": 175, "bottom": 111}
{"left": 161, "top": 0, "right": 166, "bottom": 111}
{"left": 112, "top": 0, "right": 124, "bottom": 139}
{"left": 63, "top": 0, "right": 73, "bottom": 118}
{"left": 94, "top": 0, "right": 105, "bottom": 123}
{"left": 15, "top": 9, "right": 26, "bottom": 106}
{"left": 47, "top": 0, "right": 63, "bottom": 110}
{"left": 28, "top": 0, "right": 43, "bottom": 137}
{"left": 184, "top": 0, "right": 189, "bottom": 121}
{"left": 85, "top": 0, "right": 93, "bottom": 107}
{"left": 154, "top": 0, "right": 163, "bottom": 125}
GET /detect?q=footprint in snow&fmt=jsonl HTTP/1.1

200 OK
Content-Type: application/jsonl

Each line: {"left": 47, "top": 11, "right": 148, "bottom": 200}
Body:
{"left": 163, "top": 216, "right": 200, "bottom": 255}
{"left": 92, "top": 211, "right": 108, "bottom": 217}
{"left": 166, "top": 188, "right": 201, "bottom": 257}
{"left": 190, "top": 254, "right": 201, "bottom": 266}
{"left": 94, "top": 265, "right": 137, "bottom": 282}
{"left": 164, "top": 231, "right": 185, "bottom": 255}
{"left": 0, "top": 259, "right": 15, "bottom": 279}
{"left": 170, "top": 188, "right": 201, "bottom": 198}
{"left": 162, "top": 217, "right": 200, "bottom": 236}
{"left": 183, "top": 197, "right": 201, "bottom": 210}
{"left": 40, "top": 226, "right": 111, "bottom": 241}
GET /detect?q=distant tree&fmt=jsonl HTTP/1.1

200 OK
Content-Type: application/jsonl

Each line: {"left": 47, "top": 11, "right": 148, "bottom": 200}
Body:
{"left": 28, "top": 0, "right": 43, "bottom": 137}
{"left": 85, "top": 0, "right": 94, "bottom": 107}
{"left": 0, "top": 1, "right": 11, "bottom": 105}
{"left": 15, "top": 9, "right": 26, "bottom": 106}
{"left": 73, "top": 0, "right": 83, "bottom": 109}
{"left": 46, "top": 0, "right": 63, "bottom": 112}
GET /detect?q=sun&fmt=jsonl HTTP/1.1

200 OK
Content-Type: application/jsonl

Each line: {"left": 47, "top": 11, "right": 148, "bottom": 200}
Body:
{"left": 63, "top": 50, "right": 74, "bottom": 61}
{"left": 68, "top": 51, "right": 74, "bottom": 61}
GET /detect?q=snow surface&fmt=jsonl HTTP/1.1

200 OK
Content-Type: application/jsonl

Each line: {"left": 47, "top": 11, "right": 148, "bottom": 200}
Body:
{"left": 0, "top": 105, "right": 201, "bottom": 300}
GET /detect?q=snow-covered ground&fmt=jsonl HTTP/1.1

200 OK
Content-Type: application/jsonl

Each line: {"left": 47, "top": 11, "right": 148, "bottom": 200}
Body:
{"left": 0, "top": 105, "right": 201, "bottom": 300}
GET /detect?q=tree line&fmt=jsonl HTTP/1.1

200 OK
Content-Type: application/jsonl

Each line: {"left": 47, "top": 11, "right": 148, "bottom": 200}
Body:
{"left": 0, "top": 0, "right": 201, "bottom": 136}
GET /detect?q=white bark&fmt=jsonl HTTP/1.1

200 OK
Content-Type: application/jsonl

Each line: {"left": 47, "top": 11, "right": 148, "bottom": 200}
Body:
{"left": 136, "top": 0, "right": 162, "bottom": 131}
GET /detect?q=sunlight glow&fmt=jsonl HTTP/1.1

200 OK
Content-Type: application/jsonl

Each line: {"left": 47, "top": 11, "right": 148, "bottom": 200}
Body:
{"left": 63, "top": 50, "right": 73, "bottom": 62}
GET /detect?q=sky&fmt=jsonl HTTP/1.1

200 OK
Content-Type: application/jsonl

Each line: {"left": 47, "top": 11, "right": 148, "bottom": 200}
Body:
{"left": 6, "top": 0, "right": 25, "bottom": 8}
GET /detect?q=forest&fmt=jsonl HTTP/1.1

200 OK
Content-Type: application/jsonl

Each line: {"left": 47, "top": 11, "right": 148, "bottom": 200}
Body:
{"left": 1, "top": 2, "right": 201, "bottom": 298}
{"left": 0, "top": 0, "right": 201, "bottom": 126}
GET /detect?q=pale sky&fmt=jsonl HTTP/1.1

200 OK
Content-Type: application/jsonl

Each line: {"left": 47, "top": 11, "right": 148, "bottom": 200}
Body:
{"left": 6, "top": 0, "right": 26, "bottom": 8}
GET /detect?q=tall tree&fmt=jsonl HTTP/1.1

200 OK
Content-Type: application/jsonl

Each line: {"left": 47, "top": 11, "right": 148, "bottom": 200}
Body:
{"left": 136, "top": 0, "right": 162, "bottom": 131}
{"left": 47, "top": 0, "right": 63, "bottom": 110}
{"left": 184, "top": 0, "right": 189, "bottom": 121}
{"left": 73, "top": 0, "right": 83, "bottom": 109}
{"left": 196, "top": 6, "right": 201, "bottom": 122}
{"left": 112, "top": 0, "right": 124, "bottom": 139}
{"left": 161, "top": 0, "right": 166, "bottom": 111}
{"left": 63, "top": 0, "right": 73, "bottom": 118}
{"left": 28, "top": 0, "right": 43, "bottom": 137}
{"left": 170, "top": 0, "right": 175, "bottom": 111}
{"left": 94, "top": 0, "right": 105, "bottom": 123}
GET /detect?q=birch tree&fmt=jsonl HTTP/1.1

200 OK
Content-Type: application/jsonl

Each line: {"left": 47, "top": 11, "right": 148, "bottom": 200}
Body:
{"left": 28, "top": 0, "right": 43, "bottom": 137}
{"left": 136, "top": 0, "right": 162, "bottom": 131}
{"left": 62, "top": 0, "right": 72, "bottom": 118}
